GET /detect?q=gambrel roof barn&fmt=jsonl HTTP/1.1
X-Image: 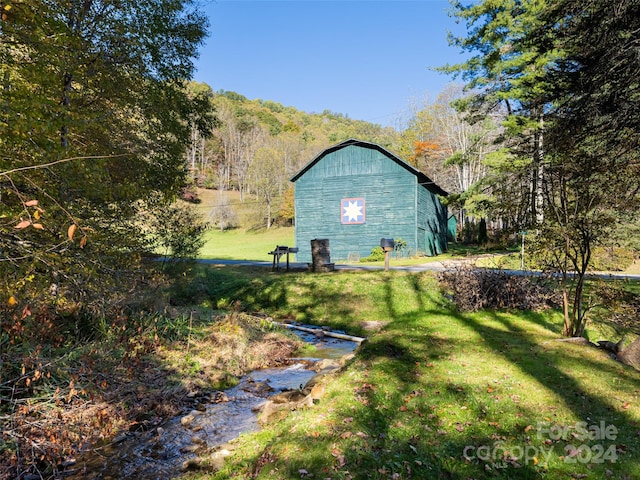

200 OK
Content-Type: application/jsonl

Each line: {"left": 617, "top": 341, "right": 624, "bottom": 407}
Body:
{"left": 290, "top": 138, "right": 448, "bottom": 263}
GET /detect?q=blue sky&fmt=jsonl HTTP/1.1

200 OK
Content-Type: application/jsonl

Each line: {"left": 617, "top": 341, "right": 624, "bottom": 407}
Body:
{"left": 193, "top": 1, "right": 469, "bottom": 127}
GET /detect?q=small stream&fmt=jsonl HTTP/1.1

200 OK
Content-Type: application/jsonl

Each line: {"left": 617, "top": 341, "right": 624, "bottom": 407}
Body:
{"left": 65, "top": 326, "right": 360, "bottom": 479}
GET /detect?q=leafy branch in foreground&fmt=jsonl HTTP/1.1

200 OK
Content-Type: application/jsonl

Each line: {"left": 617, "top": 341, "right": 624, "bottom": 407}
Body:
{"left": 1, "top": 0, "right": 212, "bottom": 324}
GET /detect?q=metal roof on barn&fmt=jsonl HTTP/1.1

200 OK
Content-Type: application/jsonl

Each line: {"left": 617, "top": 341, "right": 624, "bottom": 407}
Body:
{"left": 290, "top": 138, "right": 448, "bottom": 197}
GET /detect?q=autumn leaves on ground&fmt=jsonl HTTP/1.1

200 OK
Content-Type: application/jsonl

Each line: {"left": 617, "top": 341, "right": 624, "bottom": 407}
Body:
{"left": 3, "top": 265, "right": 640, "bottom": 479}
{"left": 0, "top": 288, "right": 302, "bottom": 477}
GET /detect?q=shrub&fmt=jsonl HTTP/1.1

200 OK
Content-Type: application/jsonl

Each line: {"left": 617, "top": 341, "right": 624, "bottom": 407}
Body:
{"left": 150, "top": 202, "right": 207, "bottom": 272}
{"left": 361, "top": 246, "right": 386, "bottom": 263}
{"left": 590, "top": 281, "right": 640, "bottom": 334}
{"left": 208, "top": 203, "right": 239, "bottom": 231}
{"left": 439, "top": 266, "right": 561, "bottom": 312}
{"left": 394, "top": 238, "right": 408, "bottom": 257}
{"left": 180, "top": 185, "right": 201, "bottom": 204}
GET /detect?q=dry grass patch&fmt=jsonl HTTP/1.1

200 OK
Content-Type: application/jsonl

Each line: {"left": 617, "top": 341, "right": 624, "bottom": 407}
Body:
{"left": 157, "top": 313, "right": 303, "bottom": 390}
{"left": 1, "top": 310, "right": 303, "bottom": 478}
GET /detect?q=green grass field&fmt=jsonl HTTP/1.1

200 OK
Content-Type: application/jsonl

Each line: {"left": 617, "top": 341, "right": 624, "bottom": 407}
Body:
{"left": 192, "top": 188, "right": 296, "bottom": 261}
{"left": 199, "top": 227, "right": 295, "bottom": 261}
{"left": 179, "top": 266, "right": 640, "bottom": 480}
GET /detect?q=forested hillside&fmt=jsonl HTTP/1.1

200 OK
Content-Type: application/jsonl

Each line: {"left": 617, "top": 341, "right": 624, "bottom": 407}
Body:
{"left": 185, "top": 83, "right": 403, "bottom": 228}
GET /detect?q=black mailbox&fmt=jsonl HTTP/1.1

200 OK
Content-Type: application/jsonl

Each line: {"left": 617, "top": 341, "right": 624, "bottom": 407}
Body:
{"left": 380, "top": 238, "right": 395, "bottom": 252}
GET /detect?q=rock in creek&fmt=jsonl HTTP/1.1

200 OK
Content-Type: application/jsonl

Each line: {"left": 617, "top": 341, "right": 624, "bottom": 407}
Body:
{"left": 180, "top": 410, "right": 204, "bottom": 429}
{"left": 270, "top": 389, "right": 308, "bottom": 404}
{"left": 257, "top": 376, "right": 327, "bottom": 423}
{"left": 241, "top": 380, "right": 274, "bottom": 396}
{"left": 180, "top": 444, "right": 205, "bottom": 454}
{"left": 312, "top": 359, "right": 341, "bottom": 373}
{"left": 212, "top": 391, "right": 229, "bottom": 403}
{"left": 181, "top": 448, "right": 231, "bottom": 473}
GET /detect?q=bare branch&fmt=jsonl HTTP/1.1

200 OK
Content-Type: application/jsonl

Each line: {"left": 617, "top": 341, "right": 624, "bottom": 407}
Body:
{"left": 0, "top": 154, "right": 129, "bottom": 177}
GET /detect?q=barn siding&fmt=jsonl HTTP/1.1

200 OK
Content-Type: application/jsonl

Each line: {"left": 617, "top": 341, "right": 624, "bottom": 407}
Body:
{"left": 417, "top": 185, "right": 448, "bottom": 256}
{"left": 292, "top": 140, "right": 447, "bottom": 263}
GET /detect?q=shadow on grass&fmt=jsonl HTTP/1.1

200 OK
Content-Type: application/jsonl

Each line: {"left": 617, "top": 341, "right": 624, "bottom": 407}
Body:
{"left": 299, "top": 279, "right": 638, "bottom": 478}
{"left": 272, "top": 329, "right": 549, "bottom": 477}
{"left": 196, "top": 266, "right": 639, "bottom": 479}
{"left": 268, "top": 273, "right": 547, "bottom": 478}
{"left": 451, "top": 308, "right": 640, "bottom": 476}
{"left": 189, "top": 266, "right": 382, "bottom": 334}
{"left": 461, "top": 309, "right": 639, "bottom": 418}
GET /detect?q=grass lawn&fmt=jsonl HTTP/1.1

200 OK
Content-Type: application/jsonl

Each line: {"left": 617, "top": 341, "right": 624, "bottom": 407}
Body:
{"left": 181, "top": 267, "right": 640, "bottom": 480}
{"left": 199, "top": 227, "right": 295, "bottom": 261}
{"left": 191, "top": 188, "right": 296, "bottom": 261}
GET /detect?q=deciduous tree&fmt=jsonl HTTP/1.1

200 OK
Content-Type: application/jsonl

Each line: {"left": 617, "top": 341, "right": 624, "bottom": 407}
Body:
{"left": 250, "top": 146, "right": 285, "bottom": 229}
{"left": 531, "top": 0, "right": 640, "bottom": 336}
{"left": 1, "top": 0, "right": 210, "bottom": 318}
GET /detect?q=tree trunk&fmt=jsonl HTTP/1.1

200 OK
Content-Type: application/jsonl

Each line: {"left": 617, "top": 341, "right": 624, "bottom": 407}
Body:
{"left": 266, "top": 197, "right": 271, "bottom": 229}
{"left": 561, "top": 275, "right": 572, "bottom": 336}
{"left": 61, "top": 72, "right": 72, "bottom": 147}
{"left": 573, "top": 272, "right": 587, "bottom": 337}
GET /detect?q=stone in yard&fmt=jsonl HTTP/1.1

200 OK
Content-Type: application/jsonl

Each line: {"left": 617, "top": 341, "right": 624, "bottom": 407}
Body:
{"left": 619, "top": 336, "right": 640, "bottom": 371}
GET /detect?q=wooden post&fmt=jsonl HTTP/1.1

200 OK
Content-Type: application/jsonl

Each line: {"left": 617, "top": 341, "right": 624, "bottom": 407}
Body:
{"left": 272, "top": 245, "right": 279, "bottom": 271}
{"left": 380, "top": 238, "right": 394, "bottom": 272}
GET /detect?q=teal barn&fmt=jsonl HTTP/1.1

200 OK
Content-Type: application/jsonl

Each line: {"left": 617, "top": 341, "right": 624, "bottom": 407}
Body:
{"left": 290, "top": 139, "right": 449, "bottom": 263}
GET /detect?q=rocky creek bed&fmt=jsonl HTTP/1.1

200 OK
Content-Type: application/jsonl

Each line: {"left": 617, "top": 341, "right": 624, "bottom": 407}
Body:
{"left": 62, "top": 326, "right": 361, "bottom": 479}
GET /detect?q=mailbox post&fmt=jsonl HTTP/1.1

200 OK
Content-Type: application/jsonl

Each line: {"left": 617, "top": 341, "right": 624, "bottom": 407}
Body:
{"left": 380, "top": 238, "right": 395, "bottom": 272}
